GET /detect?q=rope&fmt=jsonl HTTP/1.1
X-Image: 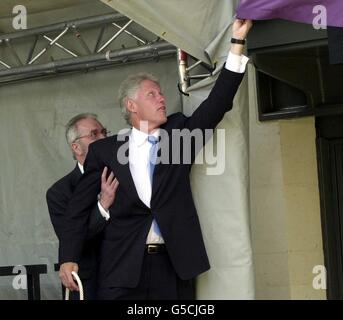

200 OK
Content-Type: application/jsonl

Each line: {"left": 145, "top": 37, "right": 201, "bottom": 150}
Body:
{"left": 65, "top": 271, "right": 84, "bottom": 300}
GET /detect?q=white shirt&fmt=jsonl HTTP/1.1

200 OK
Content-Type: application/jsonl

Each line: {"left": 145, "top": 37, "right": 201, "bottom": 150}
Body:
{"left": 226, "top": 51, "right": 249, "bottom": 73}
{"left": 129, "top": 128, "right": 164, "bottom": 244}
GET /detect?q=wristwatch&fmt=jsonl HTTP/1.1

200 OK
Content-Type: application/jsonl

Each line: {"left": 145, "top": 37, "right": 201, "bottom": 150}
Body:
{"left": 231, "top": 38, "right": 246, "bottom": 45}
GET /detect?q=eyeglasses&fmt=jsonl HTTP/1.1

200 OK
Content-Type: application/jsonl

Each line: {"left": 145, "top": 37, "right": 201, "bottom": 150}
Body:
{"left": 73, "top": 128, "right": 110, "bottom": 142}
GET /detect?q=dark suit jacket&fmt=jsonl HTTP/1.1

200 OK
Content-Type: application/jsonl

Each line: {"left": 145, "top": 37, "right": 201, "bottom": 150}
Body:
{"left": 60, "top": 67, "right": 245, "bottom": 288}
{"left": 46, "top": 165, "right": 108, "bottom": 279}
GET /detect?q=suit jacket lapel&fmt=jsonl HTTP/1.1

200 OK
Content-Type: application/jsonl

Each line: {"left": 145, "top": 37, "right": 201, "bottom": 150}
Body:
{"left": 151, "top": 125, "right": 173, "bottom": 199}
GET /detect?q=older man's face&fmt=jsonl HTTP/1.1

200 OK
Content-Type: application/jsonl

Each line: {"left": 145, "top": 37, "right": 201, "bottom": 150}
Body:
{"left": 73, "top": 118, "right": 107, "bottom": 162}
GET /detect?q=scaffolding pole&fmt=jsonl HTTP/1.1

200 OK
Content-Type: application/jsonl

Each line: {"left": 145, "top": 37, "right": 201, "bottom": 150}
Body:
{"left": 0, "top": 13, "right": 126, "bottom": 41}
{"left": 0, "top": 41, "right": 176, "bottom": 79}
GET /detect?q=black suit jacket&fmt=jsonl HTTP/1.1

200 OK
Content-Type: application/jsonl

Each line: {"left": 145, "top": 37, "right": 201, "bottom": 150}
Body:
{"left": 46, "top": 165, "right": 108, "bottom": 279}
{"left": 60, "top": 67, "right": 245, "bottom": 288}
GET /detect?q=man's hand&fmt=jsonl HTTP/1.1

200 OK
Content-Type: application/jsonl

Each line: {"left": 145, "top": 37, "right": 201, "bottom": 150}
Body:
{"left": 232, "top": 18, "right": 253, "bottom": 40}
{"left": 59, "top": 262, "right": 79, "bottom": 291}
{"left": 99, "top": 166, "right": 119, "bottom": 210}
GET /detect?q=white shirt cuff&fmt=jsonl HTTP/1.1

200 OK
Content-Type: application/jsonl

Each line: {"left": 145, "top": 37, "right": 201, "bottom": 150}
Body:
{"left": 97, "top": 201, "right": 110, "bottom": 221}
{"left": 225, "top": 51, "right": 249, "bottom": 73}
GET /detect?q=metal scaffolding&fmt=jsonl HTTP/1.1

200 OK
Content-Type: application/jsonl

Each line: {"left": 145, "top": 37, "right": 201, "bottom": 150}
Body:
{"left": 0, "top": 13, "right": 176, "bottom": 84}
{"left": 0, "top": 12, "right": 213, "bottom": 87}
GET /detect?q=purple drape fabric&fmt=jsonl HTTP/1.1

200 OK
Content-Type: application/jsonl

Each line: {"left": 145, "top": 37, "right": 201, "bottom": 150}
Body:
{"left": 236, "top": 0, "right": 343, "bottom": 27}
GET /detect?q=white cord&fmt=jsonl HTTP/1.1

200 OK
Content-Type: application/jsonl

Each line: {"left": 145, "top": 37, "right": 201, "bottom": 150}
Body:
{"left": 65, "top": 271, "right": 84, "bottom": 300}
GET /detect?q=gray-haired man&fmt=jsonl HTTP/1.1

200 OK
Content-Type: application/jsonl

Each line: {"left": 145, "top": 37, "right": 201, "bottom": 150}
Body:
{"left": 46, "top": 113, "right": 119, "bottom": 299}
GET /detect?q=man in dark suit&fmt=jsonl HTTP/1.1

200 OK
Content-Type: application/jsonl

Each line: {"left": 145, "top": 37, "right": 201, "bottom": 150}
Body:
{"left": 60, "top": 19, "right": 252, "bottom": 299}
{"left": 46, "top": 113, "right": 119, "bottom": 299}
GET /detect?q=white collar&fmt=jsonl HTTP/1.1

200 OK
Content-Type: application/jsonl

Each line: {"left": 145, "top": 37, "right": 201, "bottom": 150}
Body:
{"left": 131, "top": 127, "right": 160, "bottom": 147}
{"left": 77, "top": 162, "right": 84, "bottom": 174}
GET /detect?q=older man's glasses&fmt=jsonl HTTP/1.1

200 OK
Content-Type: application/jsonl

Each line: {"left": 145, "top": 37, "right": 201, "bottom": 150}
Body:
{"left": 73, "top": 128, "right": 110, "bottom": 142}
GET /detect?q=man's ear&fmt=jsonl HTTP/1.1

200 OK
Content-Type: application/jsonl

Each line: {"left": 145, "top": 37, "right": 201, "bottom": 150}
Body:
{"left": 71, "top": 142, "right": 82, "bottom": 157}
{"left": 127, "top": 99, "right": 136, "bottom": 113}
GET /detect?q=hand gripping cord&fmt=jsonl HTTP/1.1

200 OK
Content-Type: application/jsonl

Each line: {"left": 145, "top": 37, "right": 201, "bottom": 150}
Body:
{"left": 65, "top": 271, "right": 84, "bottom": 300}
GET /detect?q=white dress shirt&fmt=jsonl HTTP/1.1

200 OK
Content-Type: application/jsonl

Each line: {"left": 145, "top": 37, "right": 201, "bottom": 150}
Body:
{"left": 226, "top": 51, "right": 249, "bottom": 73}
{"left": 129, "top": 127, "right": 164, "bottom": 244}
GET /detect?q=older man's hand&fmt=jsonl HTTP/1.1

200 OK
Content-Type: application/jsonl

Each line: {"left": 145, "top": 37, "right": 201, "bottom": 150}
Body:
{"left": 59, "top": 262, "right": 79, "bottom": 291}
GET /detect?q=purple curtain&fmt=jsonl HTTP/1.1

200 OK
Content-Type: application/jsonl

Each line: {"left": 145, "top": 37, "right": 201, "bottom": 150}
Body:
{"left": 236, "top": 0, "right": 343, "bottom": 27}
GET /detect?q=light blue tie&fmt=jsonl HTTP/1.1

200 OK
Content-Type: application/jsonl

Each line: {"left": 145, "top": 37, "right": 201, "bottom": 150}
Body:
{"left": 148, "top": 135, "right": 162, "bottom": 237}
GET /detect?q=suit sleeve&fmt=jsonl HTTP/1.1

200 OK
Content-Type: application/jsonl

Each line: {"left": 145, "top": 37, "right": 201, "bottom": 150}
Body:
{"left": 46, "top": 187, "right": 70, "bottom": 244}
{"left": 185, "top": 67, "right": 244, "bottom": 132}
{"left": 178, "top": 66, "right": 245, "bottom": 163}
{"left": 59, "top": 145, "right": 103, "bottom": 264}
{"left": 47, "top": 185, "right": 106, "bottom": 266}
{"left": 86, "top": 205, "right": 108, "bottom": 239}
